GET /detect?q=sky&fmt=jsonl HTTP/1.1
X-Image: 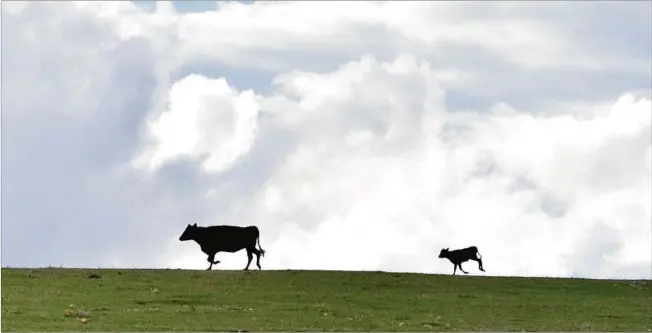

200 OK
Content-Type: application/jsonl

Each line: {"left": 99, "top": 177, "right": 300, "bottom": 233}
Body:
{"left": 1, "top": 1, "right": 651, "bottom": 280}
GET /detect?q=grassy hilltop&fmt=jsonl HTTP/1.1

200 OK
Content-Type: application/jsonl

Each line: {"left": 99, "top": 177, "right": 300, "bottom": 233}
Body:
{"left": 1, "top": 268, "right": 651, "bottom": 332}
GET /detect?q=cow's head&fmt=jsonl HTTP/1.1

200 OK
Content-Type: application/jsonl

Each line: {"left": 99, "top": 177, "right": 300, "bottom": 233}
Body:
{"left": 179, "top": 223, "right": 198, "bottom": 241}
{"left": 438, "top": 248, "right": 450, "bottom": 258}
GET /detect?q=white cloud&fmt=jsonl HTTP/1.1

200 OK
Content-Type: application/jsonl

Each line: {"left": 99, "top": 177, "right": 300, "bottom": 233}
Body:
{"left": 124, "top": 1, "right": 590, "bottom": 74}
{"left": 133, "top": 74, "right": 261, "bottom": 173}
{"left": 2, "top": 1, "right": 650, "bottom": 279}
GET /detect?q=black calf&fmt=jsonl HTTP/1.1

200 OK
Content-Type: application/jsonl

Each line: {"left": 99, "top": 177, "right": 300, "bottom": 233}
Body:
{"left": 438, "top": 246, "right": 485, "bottom": 275}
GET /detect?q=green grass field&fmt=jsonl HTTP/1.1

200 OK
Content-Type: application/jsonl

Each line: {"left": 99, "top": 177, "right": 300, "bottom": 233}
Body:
{"left": 1, "top": 268, "right": 650, "bottom": 332}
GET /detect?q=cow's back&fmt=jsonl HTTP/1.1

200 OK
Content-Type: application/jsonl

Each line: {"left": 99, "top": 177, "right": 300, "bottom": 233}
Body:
{"left": 198, "top": 225, "right": 258, "bottom": 253}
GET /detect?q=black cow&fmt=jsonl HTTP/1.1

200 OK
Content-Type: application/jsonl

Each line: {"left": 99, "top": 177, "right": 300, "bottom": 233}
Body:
{"left": 438, "top": 246, "right": 485, "bottom": 275}
{"left": 179, "top": 223, "right": 266, "bottom": 271}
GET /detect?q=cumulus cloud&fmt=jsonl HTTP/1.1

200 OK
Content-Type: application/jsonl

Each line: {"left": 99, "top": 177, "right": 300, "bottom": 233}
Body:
{"left": 2, "top": 1, "right": 650, "bottom": 279}
{"left": 133, "top": 74, "right": 261, "bottom": 173}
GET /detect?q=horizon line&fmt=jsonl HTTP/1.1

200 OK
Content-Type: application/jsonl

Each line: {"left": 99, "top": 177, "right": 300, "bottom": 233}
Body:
{"left": 2, "top": 266, "right": 650, "bottom": 282}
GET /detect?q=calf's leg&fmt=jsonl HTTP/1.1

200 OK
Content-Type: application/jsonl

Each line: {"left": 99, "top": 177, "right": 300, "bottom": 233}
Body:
{"left": 472, "top": 257, "right": 485, "bottom": 272}
{"left": 458, "top": 263, "right": 469, "bottom": 274}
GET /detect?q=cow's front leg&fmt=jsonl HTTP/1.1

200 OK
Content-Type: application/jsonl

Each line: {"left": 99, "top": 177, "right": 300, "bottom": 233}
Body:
{"left": 459, "top": 263, "right": 468, "bottom": 274}
{"left": 244, "top": 249, "right": 253, "bottom": 271}
{"left": 453, "top": 264, "right": 457, "bottom": 275}
{"left": 206, "top": 253, "right": 220, "bottom": 271}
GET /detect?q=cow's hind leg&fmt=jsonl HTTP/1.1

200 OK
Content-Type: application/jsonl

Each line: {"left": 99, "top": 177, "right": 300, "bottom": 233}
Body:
{"left": 250, "top": 247, "right": 262, "bottom": 270}
{"left": 244, "top": 248, "right": 253, "bottom": 271}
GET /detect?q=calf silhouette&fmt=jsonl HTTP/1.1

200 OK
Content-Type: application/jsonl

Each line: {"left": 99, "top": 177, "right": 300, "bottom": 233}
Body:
{"left": 438, "top": 246, "right": 485, "bottom": 275}
{"left": 179, "top": 223, "right": 266, "bottom": 271}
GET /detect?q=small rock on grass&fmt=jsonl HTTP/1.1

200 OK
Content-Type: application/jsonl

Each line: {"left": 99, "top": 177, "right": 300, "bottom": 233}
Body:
{"left": 64, "top": 308, "right": 89, "bottom": 318}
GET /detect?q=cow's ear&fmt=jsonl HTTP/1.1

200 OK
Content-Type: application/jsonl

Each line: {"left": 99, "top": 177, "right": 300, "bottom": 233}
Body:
{"left": 193, "top": 223, "right": 197, "bottom": 227}
{"left": 445, "top": 248, "right": 449, "bottom": 251}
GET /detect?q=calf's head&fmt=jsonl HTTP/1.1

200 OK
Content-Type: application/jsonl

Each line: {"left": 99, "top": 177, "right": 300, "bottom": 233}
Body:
{"left": 179, "top": 223, "right": 198, "bottom": 241}
{"left": 438, "top": 248, "right": 450, "bottom": 258}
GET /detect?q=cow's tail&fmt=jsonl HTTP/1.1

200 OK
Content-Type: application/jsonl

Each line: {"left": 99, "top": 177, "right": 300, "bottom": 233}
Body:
{"left": 256, "top": 231, "right": 266, "bottom": 257}
{"left": 476, "top": 248, "right": 483, "bottom": 259}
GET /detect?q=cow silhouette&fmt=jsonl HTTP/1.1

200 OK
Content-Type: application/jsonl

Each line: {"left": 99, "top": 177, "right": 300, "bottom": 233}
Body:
{"left": 179, "top": 223, "right": 266, "bottom": 271}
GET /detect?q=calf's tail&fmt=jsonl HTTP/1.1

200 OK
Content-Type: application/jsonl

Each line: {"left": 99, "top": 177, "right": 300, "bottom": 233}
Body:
{"left": 476, "top": 248, "right": 482, "bottom": 259}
